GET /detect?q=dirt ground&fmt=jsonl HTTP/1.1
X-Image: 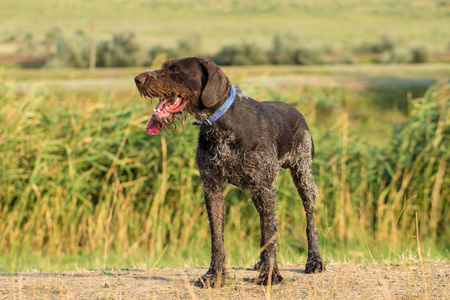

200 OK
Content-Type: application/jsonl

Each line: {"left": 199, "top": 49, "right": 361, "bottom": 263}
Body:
{"left": 1, "top": 262, "right": 448, "bottom": 299}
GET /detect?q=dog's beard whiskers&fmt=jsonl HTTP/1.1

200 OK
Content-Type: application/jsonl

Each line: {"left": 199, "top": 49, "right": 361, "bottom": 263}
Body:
{"left": 162, "top": 120, "right": 180, "bottom": 135}
{"left": 138, "top": 83, "right": 165, "bottom": 100}
{"left": 159, "top": 112, "right": 187, "bottom": 135}
{"left": 163, "top": 123, "right": 176, "bottom": 134}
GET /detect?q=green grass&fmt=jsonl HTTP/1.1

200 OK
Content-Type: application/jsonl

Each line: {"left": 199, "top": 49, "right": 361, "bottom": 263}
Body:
{"left": 1, "top": 0, "right": 449, "bottom": 56}
{"left": 0, "top": 66, "right": 448, "bottom": 272}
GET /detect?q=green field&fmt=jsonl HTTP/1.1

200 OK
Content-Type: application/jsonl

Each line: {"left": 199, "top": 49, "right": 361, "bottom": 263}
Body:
{"left": 1, "top": 0, "right": 449, "bottom": 63}
{"left": 0, "top": 64, "right": 449, "bottom": 272}
{"left": 1, "top": 0, "right": 449, "bottom": 48}
{"left": 0, "top": 0, "right": 449, "bottom": 273}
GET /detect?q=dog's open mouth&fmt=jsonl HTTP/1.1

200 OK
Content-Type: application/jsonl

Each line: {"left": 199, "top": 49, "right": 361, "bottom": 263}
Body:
{"left": 146, "top": 96, "right": 188, "bottom": 134}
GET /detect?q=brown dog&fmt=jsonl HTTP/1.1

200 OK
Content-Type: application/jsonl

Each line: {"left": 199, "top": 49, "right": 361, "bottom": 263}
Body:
{"left": 134, "top": 57, "right": 324, "bottom": 287}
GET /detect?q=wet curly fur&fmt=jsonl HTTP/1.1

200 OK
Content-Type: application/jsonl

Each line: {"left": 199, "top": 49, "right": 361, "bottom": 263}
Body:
{"left": 134, "top": 57, "right": 325, "bottom": 288}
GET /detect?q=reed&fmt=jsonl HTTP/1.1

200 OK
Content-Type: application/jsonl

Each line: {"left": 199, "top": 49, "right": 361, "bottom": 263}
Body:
{"left": 0, "top": 79, "right": 448, "bottom": 271}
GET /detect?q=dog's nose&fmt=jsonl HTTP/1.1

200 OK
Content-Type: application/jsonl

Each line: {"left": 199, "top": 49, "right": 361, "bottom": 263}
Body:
{"left": 134, "top": 75, "right": 146, "bottom": 86}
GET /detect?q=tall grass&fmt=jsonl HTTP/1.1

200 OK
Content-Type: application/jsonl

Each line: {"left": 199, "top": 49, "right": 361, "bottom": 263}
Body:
{"left": 0, "top": 79, "right": 448, "bottom": 271}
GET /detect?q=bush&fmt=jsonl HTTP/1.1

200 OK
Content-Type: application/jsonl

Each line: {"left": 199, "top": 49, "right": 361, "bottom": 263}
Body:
{"left": 353, "top": 34, "right": 400, "bottom": 55}
{"left": 270, "top": 31, "right": 324, "bottom": 65}
{"left": 372, "top": 33, "right": 398, "bottom": 53}
{"left": 96, "top": 31, "right": 140, "bottom": 67}
{"left": 409, "top": 45, "right": 429, "bottom": 63}
{"left": 214, "top": 42, "right": 267, "bottom": 65}
{"left": 270, "top": 31, "right": 301, "bottom": 64}
{"left": 46, "top": 33, "right": 90, "bottom": 68}
{"left": 380, "top": 47, "right": 411, "bottom": 64}
{"left": 293, "top": 46, "right": 323, "bottom": 65}
{"left": 214, "top": 45, "right": 240, "bottom": 65}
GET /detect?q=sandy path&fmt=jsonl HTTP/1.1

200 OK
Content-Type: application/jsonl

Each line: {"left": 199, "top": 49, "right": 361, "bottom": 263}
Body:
{"left": 1, "top": 262, "right": 449, "bottom": 299}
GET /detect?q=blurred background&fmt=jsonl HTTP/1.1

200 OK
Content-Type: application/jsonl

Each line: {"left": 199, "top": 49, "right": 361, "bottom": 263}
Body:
{"left": 0, "top": 0, "right": 448, "bottom": 271}
{"left": 1, "top": 0, "right": 450, "bottom": 68}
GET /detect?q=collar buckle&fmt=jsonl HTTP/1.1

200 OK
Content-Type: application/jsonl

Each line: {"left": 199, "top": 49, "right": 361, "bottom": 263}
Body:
{"left": 193, "top": 84, "right": 236, "bottom": 127}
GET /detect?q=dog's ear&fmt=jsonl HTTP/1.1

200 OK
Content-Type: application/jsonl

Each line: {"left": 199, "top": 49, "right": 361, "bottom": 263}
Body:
{"left": 198, "top": 58, "right": 230, "bottom": 108}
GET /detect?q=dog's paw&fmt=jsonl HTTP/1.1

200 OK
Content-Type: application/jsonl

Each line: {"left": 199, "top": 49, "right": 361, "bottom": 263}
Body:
{"left": 305, "top": 259, "right": 325, "bottom": 274}
{"left": 196, "top": 272, "right": 226, "bottom": 288}
{"left": 256, "top": 271, "right": 284, "bottom": 286}
{"left": 253, "top": 261, "right": 263, "bottom": 270}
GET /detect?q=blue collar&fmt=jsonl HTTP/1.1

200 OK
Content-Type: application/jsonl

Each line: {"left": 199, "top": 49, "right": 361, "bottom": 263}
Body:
{"left": 194, "top": 84, "right": 236, "bottom": 126}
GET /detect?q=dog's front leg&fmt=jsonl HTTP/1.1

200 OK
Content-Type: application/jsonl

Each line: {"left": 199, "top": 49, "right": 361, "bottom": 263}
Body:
{"left": 197, "top": 179, "right": 227, "bottom": 288}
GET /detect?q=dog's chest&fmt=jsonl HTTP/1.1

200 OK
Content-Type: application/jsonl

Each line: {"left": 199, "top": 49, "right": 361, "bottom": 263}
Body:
{"left": 197, "top": 131, "right": 276, "bottom": 187}
{"left": 200, "top": 132, "right": 242, "bottom": 170}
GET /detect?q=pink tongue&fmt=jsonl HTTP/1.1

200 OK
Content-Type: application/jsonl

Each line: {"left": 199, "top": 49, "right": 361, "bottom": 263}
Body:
{"left": 146, "top": 117, "right": 163, "bottom": 135}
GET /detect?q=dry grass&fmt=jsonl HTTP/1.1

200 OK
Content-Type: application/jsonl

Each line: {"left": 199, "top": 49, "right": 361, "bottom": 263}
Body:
{"left": 0, "top": 67, "right": 448, "bottom": 280}
{"left": 1, "top": 261, "right": 449, "bottom": 299}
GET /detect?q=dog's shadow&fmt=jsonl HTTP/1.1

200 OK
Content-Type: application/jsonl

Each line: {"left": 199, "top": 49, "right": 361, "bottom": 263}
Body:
{"left": 285, "top": 268, "right": 307, "bottom": 274}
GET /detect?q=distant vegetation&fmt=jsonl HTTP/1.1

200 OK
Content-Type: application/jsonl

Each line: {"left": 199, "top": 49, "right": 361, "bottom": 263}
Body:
{"left": 0, "top": 70, "right": 448, "bottom": 269}
{"left": 1, "top": 0, "right": 449, "bottom": 68}
{"left": 2, "top": 29, "right": 444, "bottom": 68}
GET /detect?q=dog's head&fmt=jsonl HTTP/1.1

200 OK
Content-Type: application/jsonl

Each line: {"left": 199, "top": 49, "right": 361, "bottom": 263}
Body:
{"left": 134, "top": 57, "right": 230, "bottom": 135}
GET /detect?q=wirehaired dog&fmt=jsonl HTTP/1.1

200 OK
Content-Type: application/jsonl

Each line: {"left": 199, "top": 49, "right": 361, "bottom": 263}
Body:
{"left": 134, "top": 57, "right": 324, "bottom": 287}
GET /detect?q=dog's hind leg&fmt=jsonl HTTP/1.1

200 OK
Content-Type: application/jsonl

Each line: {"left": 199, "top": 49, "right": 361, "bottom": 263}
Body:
{"left": 251, "top": 187, "right": 284, "bottom": 285}
{"left": 289, "top": 131, "right": 325, "bottom": 273}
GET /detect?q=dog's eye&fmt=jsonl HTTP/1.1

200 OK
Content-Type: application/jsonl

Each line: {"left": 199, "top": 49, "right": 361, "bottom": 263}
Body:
{"left": 169, "top": 66, "right": 180, "bottom": 73}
